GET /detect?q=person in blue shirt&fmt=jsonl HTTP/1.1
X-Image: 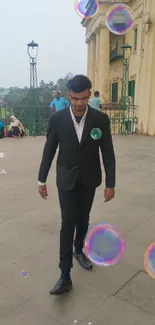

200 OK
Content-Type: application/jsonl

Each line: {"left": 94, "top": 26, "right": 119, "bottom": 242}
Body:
{"left": 89, "top": 91, "right": 102, "bottom": 110}
{"left": 50, "top": 91, "right": 70, "bottom": 112}
{"left": 0, "top": 120, "right": 4, "bottom": 139}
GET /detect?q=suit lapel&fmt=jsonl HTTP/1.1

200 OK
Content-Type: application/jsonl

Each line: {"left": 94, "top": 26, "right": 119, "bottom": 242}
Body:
{"left": 65, "top": 108, "right": 79, "bottom": 146}
{"left": 80, "top": 106, "right": 93, "bottom": 147}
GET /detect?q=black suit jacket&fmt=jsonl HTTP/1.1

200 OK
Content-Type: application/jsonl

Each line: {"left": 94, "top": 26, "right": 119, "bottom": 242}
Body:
{"left": 38, "top": 106, "right": 116, "bottom": 191}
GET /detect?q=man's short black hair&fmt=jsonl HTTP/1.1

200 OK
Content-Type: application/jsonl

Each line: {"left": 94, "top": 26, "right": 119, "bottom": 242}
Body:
{"left": 94, "top": 91, "right": 100, "bottom": 96}
{"left": 68, "top": 75, "right": 92, "bottom": 93}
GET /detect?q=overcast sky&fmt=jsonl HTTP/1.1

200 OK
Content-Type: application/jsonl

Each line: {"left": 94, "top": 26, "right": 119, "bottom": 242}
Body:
{"left": 0, "top": 0, "right": 87, "bottom": 88}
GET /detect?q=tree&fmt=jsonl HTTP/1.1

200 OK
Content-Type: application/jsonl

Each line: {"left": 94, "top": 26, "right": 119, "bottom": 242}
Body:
{"left": 2, "top": 76, "right": 70, "bottom": 135}
{"left": 56, "top": 78, "right": 68, "bottom": 94}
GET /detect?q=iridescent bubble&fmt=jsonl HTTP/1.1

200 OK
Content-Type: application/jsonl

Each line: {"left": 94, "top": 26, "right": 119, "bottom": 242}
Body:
{"left": 105, "top": 4, "right": 134, "bottom": 35}
{"left": 83, "top": 223, "right": 125, "bottom": 266}
{"left": 90, "top": 128, "right": 102, "bottom": 140}
{"left": 66, "top": 73, "right": 74, "bottom": 80}
{"left": 20, "top": 270, "right": 28, "bottom": 278}
{"left": 144, "top": 243, "right": 155, "bottom": 279}
{"left": 74, "top": 0, "right": 99, "bottom": 19}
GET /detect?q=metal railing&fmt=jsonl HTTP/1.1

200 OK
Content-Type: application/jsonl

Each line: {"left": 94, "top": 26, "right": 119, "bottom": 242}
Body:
{"left": 102, "top": 102, "right": 138, "bottom": 135}
{"left": 0, "top": 105, "right": 51, "bottom": 136}
{"left": 110, "top": 48, "right": 123, "bottom": 63}
{"left": 0, "top": 103, "right": 138, "bottom": 137}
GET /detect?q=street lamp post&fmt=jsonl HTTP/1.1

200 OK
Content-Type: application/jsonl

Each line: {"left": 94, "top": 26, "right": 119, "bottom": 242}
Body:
{"left": 120, "top": 43, "right": 132, "bottom": 108}
{"left": 27, "top": 40, "right": 38, "bottom": 89}
{"left": 27, "top": 40, "right": 39, "bottom": 136}
{"left": 119, "top": 43, "right": 132, "bottom": 135}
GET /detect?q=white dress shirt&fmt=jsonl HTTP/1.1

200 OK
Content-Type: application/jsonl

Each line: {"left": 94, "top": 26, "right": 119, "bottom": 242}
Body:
{"left": 69, "top": 105, "right": 88, "bottom": 143}
{"left": 38, "top": 106, "right": 88, "bottom": 185}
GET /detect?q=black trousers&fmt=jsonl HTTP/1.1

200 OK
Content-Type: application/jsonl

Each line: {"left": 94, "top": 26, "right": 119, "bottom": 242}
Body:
{"left": 58, "top": 182, "right": 96, "bottom": 271}
{"left": 8, "top": 126, "right": 20, "bottom": 137}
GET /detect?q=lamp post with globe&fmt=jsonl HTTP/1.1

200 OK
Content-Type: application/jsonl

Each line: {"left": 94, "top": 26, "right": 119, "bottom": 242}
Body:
{"left": 27, "top": 40, "right": 39, "bottom": 136}
{"left": 120, "top": 43, "right": 133, "bottom": 134}
{"left": 27, "top": 40, "right": 38, "bottom": 89}
{"left": 120, "top": 43, "right": 132, "bottom": 108}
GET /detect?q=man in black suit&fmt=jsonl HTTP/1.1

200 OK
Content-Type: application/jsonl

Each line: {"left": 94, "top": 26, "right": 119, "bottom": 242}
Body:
{"left": 38, "top": 75, "right": 116, "bottom": 295}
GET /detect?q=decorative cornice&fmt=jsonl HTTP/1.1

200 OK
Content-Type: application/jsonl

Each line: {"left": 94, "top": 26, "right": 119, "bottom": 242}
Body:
{"left": 85, "top": 15, "right": 106, "bottom": 41}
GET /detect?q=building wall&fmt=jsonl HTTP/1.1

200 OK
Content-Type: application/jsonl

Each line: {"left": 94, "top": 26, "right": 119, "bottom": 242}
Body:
{"left": 83, "top": 0, "right": 155, "bottom": 135}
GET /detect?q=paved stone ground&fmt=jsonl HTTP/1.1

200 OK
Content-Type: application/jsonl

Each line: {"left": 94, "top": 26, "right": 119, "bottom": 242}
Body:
{"left": 0, "top": 135, "right": 155, "bottom": 325}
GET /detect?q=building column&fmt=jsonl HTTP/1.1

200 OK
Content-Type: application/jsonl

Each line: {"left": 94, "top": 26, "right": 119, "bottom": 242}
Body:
{"left": 147, "top": 26, "right": 155, "bottom": 135}
{"left": 95, "top": 29, "right": 100, "bottom": 91}
{"left": 89, "top": 34, "right": 96, "bottom": 94}
{"left": 87, "top": 41, "right": 90, "bottom": 78}
{"left": 98, "top": 26, "right": 110, "bottom": 103}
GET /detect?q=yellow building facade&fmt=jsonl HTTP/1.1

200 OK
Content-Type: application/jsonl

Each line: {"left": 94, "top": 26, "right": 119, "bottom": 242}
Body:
{"left": 82, "top": 0, "right": 155, "bottom": 135}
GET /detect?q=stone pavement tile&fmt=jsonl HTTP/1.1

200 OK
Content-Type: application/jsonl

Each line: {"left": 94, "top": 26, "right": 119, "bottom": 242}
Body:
{"left": 0, "top": 301, "right": 62, "bottom": 325}
{"left": 132, "top": 191, "right": 155, "bottom": 210}
{"left": 91, "top": 198, "right": 120, "bottom": 218}
{"left": 0, "top": 243, "right": 36, "bottom": 270}
{"left": 29, "top": 281, "right": 110, "bottom": 324}
{"left": 0, "top": 193, "right": 38, "bottom": 217}
{"left": 119, "top": 180, "right": 155, "bottom": 196}
{"left": 92, "top": 189, "right": 136, "bottom": 210}
{"left": 33, "top": 239, "right": 59, "bottom": 264}
{"left": 0, "top": 245, "right": 57, "bottom": 299}
{"left": 90, "top": 198, "right": 154, "bottom": 236}
{"left": 128, "top": 213, "right": 155, "bottom": 246}
{"left": 72, "top": 260, "right": 138, "bottom": 295}
{"left": 90, "top": 208, "right": 145, "bottom": 234}
{"left": 81, "top": 296, "right": 155, "bottom": 325}
{"left": 13, "top": 205, "right": 60, "bottom": 231}
{"left": 122, "top": 237, "right": 147, "bottom": 270}
{"left": 0, "top": 284, "right": 26, "bottom": 318}
{"left": 0, "top": 219, "right": 55, "bottom": 255}
{"left": 135, "top": 174, "right": 155, "bottom": 191}
{"left": 117, "top": 170, "right": 151, "bottom": 190}
{"left": 115, "top": 200, "right": 155, "bottom": 229}
{"left": 116, "top": 271, "right": 155, "bottom": 317}
{"left": 0, "top": 215, "right": 11, "bottom": 225}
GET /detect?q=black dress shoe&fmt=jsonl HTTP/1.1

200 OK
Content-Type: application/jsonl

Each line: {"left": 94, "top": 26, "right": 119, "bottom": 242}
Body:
{"left": 49, "top": 278, "right": 72, "bottom": 295}
{"left": 74, "top": 251, "right": 93, "bottom": 270}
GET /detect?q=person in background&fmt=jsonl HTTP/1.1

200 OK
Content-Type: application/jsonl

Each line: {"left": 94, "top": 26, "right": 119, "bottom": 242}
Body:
{"left": 8, "top": 115, "right": 25, "bottom": 138}
{"left": 89, "top": 91, "right": 102, "bottom": 110}
{"left": 50, "top": 91, "right": 70, "bottom": 112}
{"left": 0, "top": 120, "right": 4, "bottom": 139}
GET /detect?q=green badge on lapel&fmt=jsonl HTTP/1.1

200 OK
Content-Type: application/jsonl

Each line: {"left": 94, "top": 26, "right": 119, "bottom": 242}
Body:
{"left": 90, "top": 128, "right": 102, "bottom": 140}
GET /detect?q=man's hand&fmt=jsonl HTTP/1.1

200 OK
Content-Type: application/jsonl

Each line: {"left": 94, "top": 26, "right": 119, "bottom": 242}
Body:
{"left": 38, "top": 185, "right": 48, "bottom": 199}
{"left": 104, "top": 187, "right": 115, "bottom": 202}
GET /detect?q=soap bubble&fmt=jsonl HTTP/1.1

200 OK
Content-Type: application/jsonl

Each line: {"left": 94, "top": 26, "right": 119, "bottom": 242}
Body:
{"left": 20, "top": 270, "right": 28, "bottom": 278}
{"left": 105, "top": 3, "right": 134, "bottom": 35}
{"left": 75, "top": 0, "right": 99, "bottom": 19}
{"left": 90, "top": 128, "right": 102, "bottom": 140}
{"left": 144, "top": 243, "right": 155, "bottom": 279}
{"left": 83, "top": 223, "right": 125, "bottom": 266}
{"left": 66, "top": 73, "right": 74, "bottom": 80}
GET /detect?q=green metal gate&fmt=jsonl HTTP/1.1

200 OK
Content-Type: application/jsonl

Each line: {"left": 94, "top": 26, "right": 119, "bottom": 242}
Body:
{"left": 0, "top": 103, "right": 138, "bottom": 137}
{"left": 102, "top": 102, "right": 138, "bottom": 135}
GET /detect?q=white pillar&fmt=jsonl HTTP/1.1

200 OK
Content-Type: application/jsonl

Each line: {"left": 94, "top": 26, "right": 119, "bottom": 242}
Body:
{"left": 98, "top": 26, "right": 110, "bottom": 102}
{"left": 87, "top": 41, "right": 90, "bottom": 78}
{"left": 89, "top": 34, "right": 96, "bottom": 94}
{"left": 95, "top": 29, "right": 100, "bottom": 91}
